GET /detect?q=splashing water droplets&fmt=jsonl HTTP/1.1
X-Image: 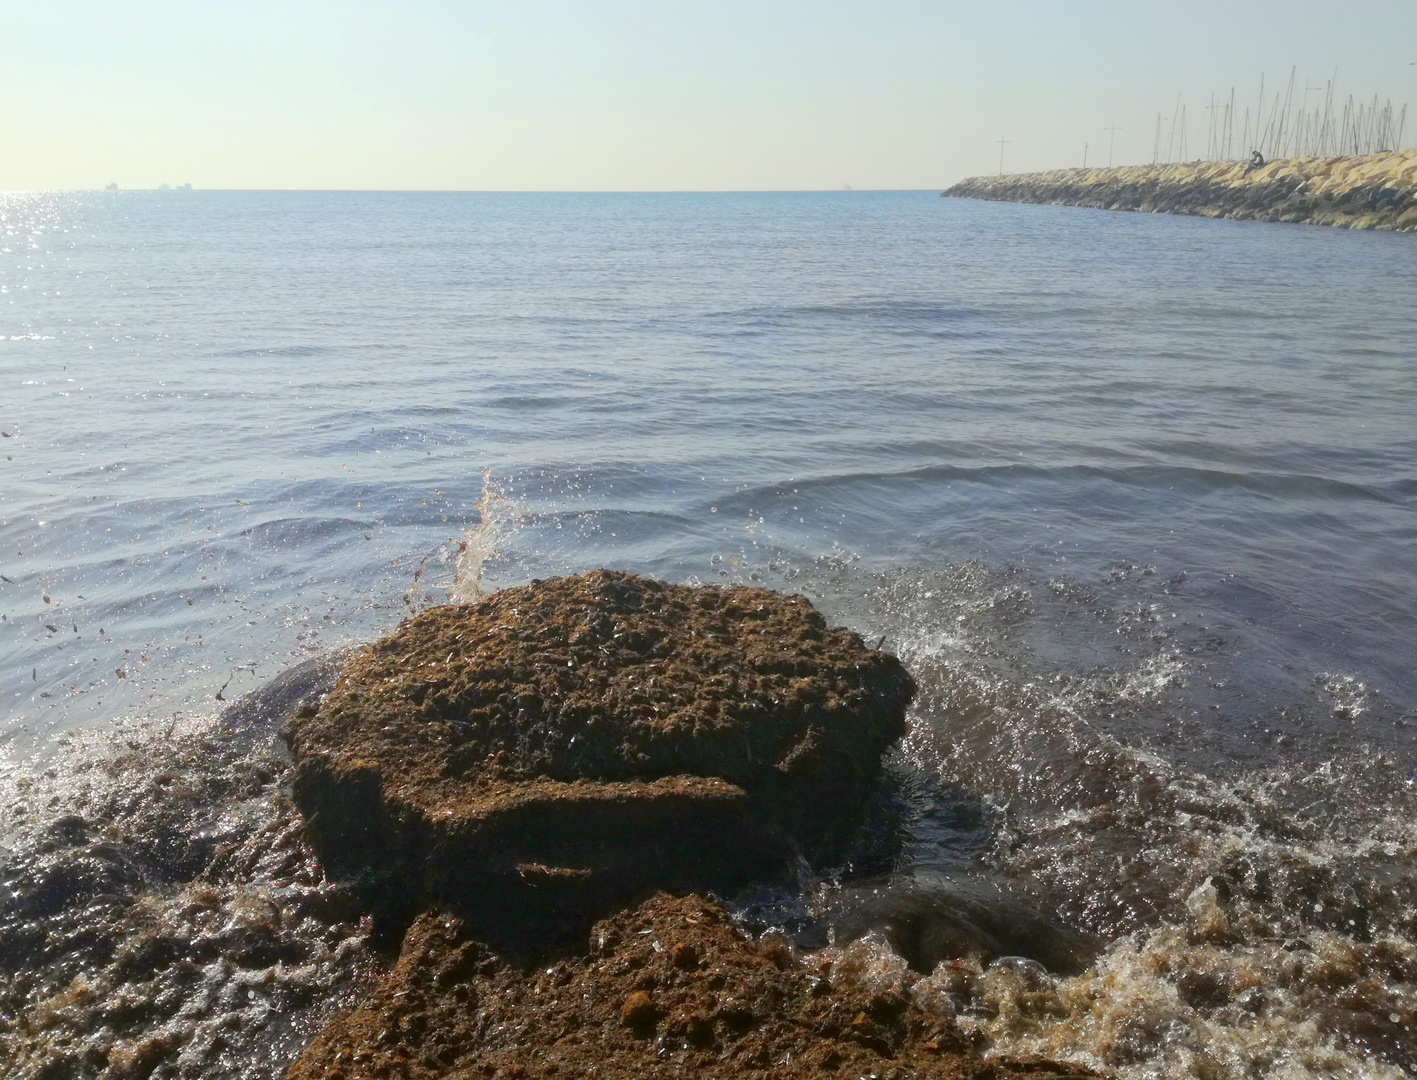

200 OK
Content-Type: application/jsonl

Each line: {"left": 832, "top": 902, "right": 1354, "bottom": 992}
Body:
{"left": 450, "top": 470, "right": 523, "bottom": 603}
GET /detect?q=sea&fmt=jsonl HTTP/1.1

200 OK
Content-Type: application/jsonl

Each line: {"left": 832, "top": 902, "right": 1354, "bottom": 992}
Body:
{"left": 2, "top": 189, "right": 1415, "bottom": 1079}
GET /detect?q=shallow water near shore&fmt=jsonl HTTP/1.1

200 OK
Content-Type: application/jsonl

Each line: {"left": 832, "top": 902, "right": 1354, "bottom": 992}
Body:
{"left": 2, "top": 190, "right": 1416, "bottom": 1078}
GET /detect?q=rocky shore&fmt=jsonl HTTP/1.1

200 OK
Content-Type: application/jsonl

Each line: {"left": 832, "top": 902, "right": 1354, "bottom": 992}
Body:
{"left": 942, "top": 151, "right": 1417, "bottom": 232}
{"left": 288, "top": 892, "right": 1093, "bottom": 1080}
{"left": 280, "top": 571, "right": 1094, "bottom": 1079}
{"left": 0, "top": 659, "right": 378, "bottom": 1080}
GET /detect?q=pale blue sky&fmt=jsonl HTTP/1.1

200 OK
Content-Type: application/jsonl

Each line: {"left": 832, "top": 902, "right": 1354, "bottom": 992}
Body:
{"left": 3, "top": 0, "right": 1413, "bottom": 189}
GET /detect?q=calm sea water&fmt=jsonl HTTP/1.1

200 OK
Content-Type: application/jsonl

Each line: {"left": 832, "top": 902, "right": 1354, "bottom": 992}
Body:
{"left": 2, "top": 191, "right": 1416, "bottom": 1078}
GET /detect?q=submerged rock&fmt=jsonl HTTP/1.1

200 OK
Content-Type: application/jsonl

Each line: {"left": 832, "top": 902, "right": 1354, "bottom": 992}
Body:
{"left": 286, "top": 892, "right": 1096, "bottom": 1080}
{"left": 804, "top": 868, "right": 1100, "bottom": 976}
{"left": 283, "top": 571, "right": 914, "bottom": 939}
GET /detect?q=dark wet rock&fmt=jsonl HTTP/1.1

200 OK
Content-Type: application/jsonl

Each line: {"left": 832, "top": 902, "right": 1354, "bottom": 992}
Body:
{"left": 283, "top": 571, "right": 914, "bottom": 938}
{"left": 218, "top": 648, "right": 354, "bottom": 754}
{"left": 287, "top": 892, "right": 1097, "bottom": 1080}
{"left": 804, "top": 869, "right": 1101, "bottom": 976}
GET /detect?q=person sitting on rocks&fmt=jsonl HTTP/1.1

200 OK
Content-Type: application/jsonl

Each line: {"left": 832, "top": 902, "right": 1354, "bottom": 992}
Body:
{"left": 1246, "top": 149, "right": 1265, "bottom": 172}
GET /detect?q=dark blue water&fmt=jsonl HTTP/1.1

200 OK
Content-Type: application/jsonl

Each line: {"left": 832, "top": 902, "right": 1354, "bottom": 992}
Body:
{"left": 2, "top": 190, "right": 1416, "bottom": 1078}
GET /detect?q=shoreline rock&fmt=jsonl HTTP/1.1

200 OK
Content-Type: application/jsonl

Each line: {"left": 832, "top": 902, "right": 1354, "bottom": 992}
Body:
{"left": 278, "top": 571, "right": 1104, "bottom": 1079}
{"left": 283, "top": 571, "right": 914, "bottom": 945}
{"left": 286, "top": 892, "right": 1096, "bottom": 1080}
{"left": 942, "top": 151, "right": 1417, "bottom": 232}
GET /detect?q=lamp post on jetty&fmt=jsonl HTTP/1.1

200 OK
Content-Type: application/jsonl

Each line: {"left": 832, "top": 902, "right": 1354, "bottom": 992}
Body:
{"left": 1105, "top": 125, "right": 1121, "bottom": 167}
{"left": 996, "top": 136, "right": 1010, "bottom": 175}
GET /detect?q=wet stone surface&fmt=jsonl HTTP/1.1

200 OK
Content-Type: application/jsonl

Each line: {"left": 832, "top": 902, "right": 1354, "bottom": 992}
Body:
{"left": 0, "top": 666, "right": 379, "bottom": 1080}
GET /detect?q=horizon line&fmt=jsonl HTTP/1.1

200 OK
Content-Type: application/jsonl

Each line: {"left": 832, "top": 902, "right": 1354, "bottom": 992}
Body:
{"left": 1, "top": 186, "right": 947, "bottom": 196}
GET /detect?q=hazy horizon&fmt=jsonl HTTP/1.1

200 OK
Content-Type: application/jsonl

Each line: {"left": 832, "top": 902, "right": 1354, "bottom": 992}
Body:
{"left": 4, "top": 0, "right": 1415, "bottom": 192}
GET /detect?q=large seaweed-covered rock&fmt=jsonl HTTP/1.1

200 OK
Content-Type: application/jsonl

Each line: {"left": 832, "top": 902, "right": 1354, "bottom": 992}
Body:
{"left": 286, "top": 893, "right": 1096, "bottom": 1080}
{"left": 283, "top": 571, "right": 913, "bottom": 937}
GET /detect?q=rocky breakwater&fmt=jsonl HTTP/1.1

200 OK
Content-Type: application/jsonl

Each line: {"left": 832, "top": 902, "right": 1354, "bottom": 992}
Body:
{"left": 282, "top": 570, "right": 1094, "bottom": 1080}
{"left": 942, "top": 150, "right": 1417, "bottom": 232}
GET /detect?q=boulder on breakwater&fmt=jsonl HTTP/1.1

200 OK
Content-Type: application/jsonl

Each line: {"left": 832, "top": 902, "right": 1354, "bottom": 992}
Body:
{"left": 942, "top": 151, "right": 1417, "bottom": 232}
{"left": 287, "top": 892, "right": 1095, "bottom": 1080}
{"left": 283, "top": 570, "right": 914, "bottom": 943}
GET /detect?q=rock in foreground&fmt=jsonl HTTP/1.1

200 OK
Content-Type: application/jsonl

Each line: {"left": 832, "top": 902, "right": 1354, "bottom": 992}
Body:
{"left": 287, "top": 892, "right": 1095, "bottom": 1080}
{"left": 283, "top": 571, "right": 914, "bottom": 939}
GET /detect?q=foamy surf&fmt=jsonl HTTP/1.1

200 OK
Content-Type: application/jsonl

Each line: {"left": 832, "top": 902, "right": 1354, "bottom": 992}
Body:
{"left": 874, "top": 580, "right": 1417, "bottom": 1077}
{"left": 0, "top": 664, "right": 379, "bottom": 1080}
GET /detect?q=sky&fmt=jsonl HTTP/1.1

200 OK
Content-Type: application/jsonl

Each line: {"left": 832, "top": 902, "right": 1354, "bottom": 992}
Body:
{"left": 2, "top": 0, "right": 1414, "bottom": 191}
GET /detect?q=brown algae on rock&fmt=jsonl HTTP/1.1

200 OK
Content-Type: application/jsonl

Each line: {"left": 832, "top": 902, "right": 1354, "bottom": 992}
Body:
{"left": 273, "top": 572, "right": 1109, "bottom": 1080}
{"left": 283, "top": 570, "right": 915, "bottom": 939}
{"left": 286, "top": 892, "right": 1098, "bottom": 1080}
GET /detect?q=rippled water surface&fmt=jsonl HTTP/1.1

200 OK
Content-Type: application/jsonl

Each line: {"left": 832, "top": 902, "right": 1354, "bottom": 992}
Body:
{"left": 2, "top": 190, "right": 1416, "bottom": 1078}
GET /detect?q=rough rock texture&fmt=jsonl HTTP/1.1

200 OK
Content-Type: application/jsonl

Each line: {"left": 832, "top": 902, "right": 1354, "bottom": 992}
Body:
{"left": 283, "top": 571, "right": 914, "bottom": 939}
{"left": 286, "top": 892, "right": 1095, "bottom": 1080}
{"left": 942, "top": 151, "right": 1417, "bottom": 232}
{"left": 280, "top": 577, "right": 1095, "bottom": 1080}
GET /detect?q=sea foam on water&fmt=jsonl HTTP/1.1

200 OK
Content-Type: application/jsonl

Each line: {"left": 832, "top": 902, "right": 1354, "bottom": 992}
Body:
{"left": 0, "top": 710, "right": 378, "bottom": 1080}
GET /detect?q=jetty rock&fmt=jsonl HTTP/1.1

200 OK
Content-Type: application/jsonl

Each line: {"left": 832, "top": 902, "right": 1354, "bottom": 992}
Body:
{"left": 287, "top": 892, "right": 1096, "bottom": 1080}
{"left": 283, "top": 570, "right": 914, "bottom": 939}
{"left": 942, "top": 150, "right": 1417, "bottom": 232}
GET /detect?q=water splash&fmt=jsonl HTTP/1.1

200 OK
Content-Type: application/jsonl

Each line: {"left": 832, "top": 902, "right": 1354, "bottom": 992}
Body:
{"left": 892, "top": 654, "right": 1417, "bottom": 1074}
{"left": 450, "top": 470, "right": 522, "bottom": 603}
